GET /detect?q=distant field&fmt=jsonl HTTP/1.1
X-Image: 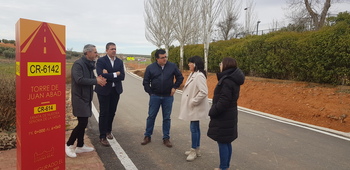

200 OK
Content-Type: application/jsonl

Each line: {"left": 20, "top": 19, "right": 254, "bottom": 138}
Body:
{"left": 0, "top": 59, "right": 15, "bottom": 78}
{"left": 0, "top": 56, "right": 148, "bottom": 79}
{"left": 0, "top": 58, "right": 74, "bottom": 81}
{"left": 124, "top": 57, "right": 151, "bottom": 68}
{"left": 0, "top": 43, "right": 15, "bottom": 48}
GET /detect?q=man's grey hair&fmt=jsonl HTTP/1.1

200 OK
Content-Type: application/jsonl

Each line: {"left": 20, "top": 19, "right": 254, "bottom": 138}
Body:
{"left": 83, "top": 44, "right": 96, "bottom": 55}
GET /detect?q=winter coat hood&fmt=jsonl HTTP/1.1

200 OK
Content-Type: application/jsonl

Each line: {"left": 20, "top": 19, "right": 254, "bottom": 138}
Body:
{"left": 217, "top": 68, "right": 245, "bottom": 86}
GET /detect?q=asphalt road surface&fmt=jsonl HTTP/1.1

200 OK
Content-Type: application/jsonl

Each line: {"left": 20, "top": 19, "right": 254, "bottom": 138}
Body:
{"left": 87, "top": 71, "right": 350, "bottom": 170}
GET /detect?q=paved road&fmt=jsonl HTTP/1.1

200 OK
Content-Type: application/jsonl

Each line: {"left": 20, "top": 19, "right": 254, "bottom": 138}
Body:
{"left": 88, "top": 71, "right": 350, "bottom": 170}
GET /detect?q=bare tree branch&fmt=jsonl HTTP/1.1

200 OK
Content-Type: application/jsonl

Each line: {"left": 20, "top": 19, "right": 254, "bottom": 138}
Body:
{"left": 286, "top": 0, "right": 342, "bottom": 30}
{"left": 200, "top": 0, "right": 224, "bottom": 71}
{"left": 216, "top": 0, "right": 242, "bottom": 40}
{"left": 144, "top": 0, "right": 163, "bottom": 48}
{"left": 144, "top": 0, "right": 176, "bottom": 54}
{"left": 159, "top": 0, "right": 176, "bottom": 54}
{"left": 173, "top": 0, "right": 201, "bottom": 70}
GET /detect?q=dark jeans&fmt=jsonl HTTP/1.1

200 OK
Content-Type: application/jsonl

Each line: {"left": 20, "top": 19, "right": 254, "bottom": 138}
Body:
{"left": 67, "top": 117, "right": 88, "bottom": 147}
{"left": 97, "top": 89, "right": 120, "bottom": 139}
{"left": 144, "top": 95, "right": 174, "bottom": 139}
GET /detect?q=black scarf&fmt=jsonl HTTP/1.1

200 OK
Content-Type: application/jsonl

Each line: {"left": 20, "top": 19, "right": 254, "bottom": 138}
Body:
{"left": 82, "top": 56, "right": 95, "bottom": 71}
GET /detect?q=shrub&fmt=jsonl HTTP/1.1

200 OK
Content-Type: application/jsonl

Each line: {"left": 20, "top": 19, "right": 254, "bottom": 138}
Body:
{"left": 0, "top": 76, "right": 16, "bottom": 131}
{"left": 3, "top": 49, "right": 15, "bottom": 59}
{"left": 167, "top": 20, "right": 350, "bottom": 85}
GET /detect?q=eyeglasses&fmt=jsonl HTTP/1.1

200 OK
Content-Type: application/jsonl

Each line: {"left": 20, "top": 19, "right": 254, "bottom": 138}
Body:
{"left": 159, "top": 56, "right": 167, "bottom": 59}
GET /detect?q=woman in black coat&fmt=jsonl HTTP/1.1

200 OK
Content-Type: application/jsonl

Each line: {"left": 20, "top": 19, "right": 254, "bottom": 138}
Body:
{"left": 207, "top": 57, "right": 245, "bottom": 170}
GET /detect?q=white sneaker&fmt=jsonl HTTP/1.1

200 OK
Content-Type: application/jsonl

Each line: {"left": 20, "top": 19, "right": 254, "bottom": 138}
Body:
{"left": 185, "top": 148, "right": 201, "bottom": 157}
{"left": 75, "top": 145, "right": 94, "bottom": 153}
{"left": 186, "top": 148, "right": 197, "bottom": 161}
{"left": 65, "top": 144, "right": 77, "bottom": 158}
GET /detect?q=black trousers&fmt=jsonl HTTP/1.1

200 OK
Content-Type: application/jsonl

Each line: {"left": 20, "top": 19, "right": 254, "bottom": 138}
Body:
{"left": 67, "top": 117, "right": 88, "bottom": 147}
{"left": 97, "top": 89, "right": 120, "bottom": 139}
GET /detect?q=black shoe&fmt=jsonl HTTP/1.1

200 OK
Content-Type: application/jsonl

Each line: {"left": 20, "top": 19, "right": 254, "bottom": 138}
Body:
{"left": 141, "top": 136, "right": 151, "bottom": 145}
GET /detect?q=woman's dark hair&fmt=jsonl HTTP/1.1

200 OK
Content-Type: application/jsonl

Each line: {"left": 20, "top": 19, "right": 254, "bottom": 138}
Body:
{"left": 155, "top": 49, "right": 166, "bottom": 59}
{"left": 188, "top": 56, "right": 207, "bottom": 78}
{"left": 221, "top": 57, "right": 237, "bottom": 72}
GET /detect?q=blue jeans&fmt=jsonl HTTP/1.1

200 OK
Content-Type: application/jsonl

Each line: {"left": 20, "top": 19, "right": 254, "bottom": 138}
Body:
{"left": 217, "top": 142, "right": 232, "bottom": 170}
{"left": 190, "top": 121, "right": 200, "bottom": 149}
{"left": 144, "top": 95, "right": 174, "bottom": 139}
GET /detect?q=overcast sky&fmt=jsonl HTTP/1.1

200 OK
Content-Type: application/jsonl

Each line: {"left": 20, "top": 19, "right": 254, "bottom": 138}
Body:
{"left": 0, "top": 0, "right": 349, "bottom": 55}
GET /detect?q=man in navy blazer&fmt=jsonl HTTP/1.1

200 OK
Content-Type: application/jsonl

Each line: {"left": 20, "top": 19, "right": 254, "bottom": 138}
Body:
{"left": 95, "top": 42, "right": 125, "bottom": 146}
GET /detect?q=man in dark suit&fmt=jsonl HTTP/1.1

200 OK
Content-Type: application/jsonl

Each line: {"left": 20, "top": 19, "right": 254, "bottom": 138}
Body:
{"left": 95, "top": 42, "right": 125, "bottom": 146}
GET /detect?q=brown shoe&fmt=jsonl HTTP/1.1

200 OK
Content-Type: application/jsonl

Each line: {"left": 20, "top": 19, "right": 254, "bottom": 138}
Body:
{"left": 163, "top": 139, "right": 172, "bottom": 148}
{"left": 141, "top": 136, "right": 151, "bottom": 145}
{"left": 106, "top": 132, "right": 113, "bottom": 139}
{"left": 100, "top": 138, "right": 110, "bottom": 147}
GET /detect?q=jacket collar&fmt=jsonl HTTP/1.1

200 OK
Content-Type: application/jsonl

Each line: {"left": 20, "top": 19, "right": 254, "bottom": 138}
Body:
{"left": 217, "top": 68, "right": 236, "bottom": 85}
{"left": 184, "top": 71, "right": 200, "bottom": 87}
{"left": 82, "top": 55, "right": 95, "bottom": 70}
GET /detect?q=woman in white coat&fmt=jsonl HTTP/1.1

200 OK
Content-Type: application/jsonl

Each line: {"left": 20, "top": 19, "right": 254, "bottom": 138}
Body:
{"left": 179, "top": 56, "right": 210, "bottom": 161}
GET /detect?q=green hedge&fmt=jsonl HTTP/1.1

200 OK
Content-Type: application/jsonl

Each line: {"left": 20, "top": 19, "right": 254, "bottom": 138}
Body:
{"left": 165, "top": 22, "right": 350, "bottom": 85}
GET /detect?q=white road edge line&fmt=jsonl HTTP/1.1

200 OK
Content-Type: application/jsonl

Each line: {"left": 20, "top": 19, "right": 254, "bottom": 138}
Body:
{"left": 92, "top": 102, "right": 138, "bottom": 170}
{"left": 238, "top": 107, "right": 350, "bottom": 141}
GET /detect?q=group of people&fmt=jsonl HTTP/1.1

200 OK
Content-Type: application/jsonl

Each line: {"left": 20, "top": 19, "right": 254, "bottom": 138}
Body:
{"left": 65, "top": 42, "right": 124, "bottom": 158}
{"left": 65, "top": 45, "right": 245, "bottom": 170}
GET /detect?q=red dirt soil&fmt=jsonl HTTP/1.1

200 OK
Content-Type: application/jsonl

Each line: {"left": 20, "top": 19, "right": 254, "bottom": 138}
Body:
{"left": 0, "top": 43, "right": 15, "bottom": 48}
{"left": 125, "top": 62, "right": 350, "bottom": 132}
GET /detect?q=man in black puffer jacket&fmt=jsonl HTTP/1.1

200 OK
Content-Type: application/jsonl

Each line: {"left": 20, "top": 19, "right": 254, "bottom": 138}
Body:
{"left": 141, "top": 49, "right": 184, "bottom": 148}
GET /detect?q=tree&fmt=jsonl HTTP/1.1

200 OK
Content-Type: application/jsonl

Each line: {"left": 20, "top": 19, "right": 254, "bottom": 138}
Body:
{"left": 8, "top": 40, "right": 15, "bottom": 45}
{"left": 286, "top": 0, "right": 344, "bottom": 30}
{"left": 304, "top": 0, "right": 331, "bottom": 30}
{"left": 216, "top": 0, "right": 242, "bottom": 40}
{"left": 144, "top": 0, "right": 164, "bottom": 49}
{"left": 3, "top": 49, "right": 15, "bottom": 59}
{"left": 200, "top": 0, "right": 224, "bottom": 71}
{"left": 284, "top": 4, "right": 312, "bottom": 31}
{"left": 2, "top": 39, "right": 9, "bottom": 44}
{"left": 327, "top": 11, "right": 350, "bottom": 25}
{"left": 173, "top": 0, "right": 201, "bottom": 70}
{"left": 159, "top": 0, "right": 176, "bottom": 55}
{"left": 144, "top": 0, "right": 176, "bottom": 55}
